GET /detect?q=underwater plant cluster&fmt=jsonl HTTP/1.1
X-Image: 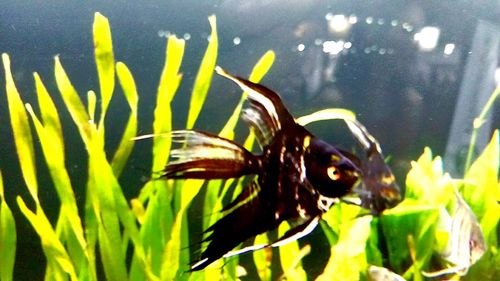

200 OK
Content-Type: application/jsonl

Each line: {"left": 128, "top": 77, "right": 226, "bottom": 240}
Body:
{"left": 0, "top": 12, "right": 499, "bottom": 281}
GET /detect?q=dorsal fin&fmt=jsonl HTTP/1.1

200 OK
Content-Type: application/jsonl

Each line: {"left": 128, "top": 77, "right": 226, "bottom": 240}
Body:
{"left": 216, "top": 66, "right": 295, "bottom": 147}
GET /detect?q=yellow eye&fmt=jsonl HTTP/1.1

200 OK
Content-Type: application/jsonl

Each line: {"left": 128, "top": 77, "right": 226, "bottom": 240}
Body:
{"left": 327, "top": 166, "right": 340, "bottom": 181}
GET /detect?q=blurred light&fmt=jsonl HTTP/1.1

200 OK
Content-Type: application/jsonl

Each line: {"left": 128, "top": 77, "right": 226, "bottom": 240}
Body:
{"left": 366, "top": 17, "right": 373, "bottom": 24}
{"left": 323, "top": 40, "right": 344, "bottom": 55}
{"left": 233, "top": 37, "right": 241, "bottom": 45}
{"left": 402, "top": 22, "right": 413, "bottom": 32}
{"left": 414, "top": 26, "right": 440, "bottom": 51}
{"left": 495, "top": 68, "right": 500, "bottom": 86}
{"left": 314, "top": 38, "right": 323, "bottom": 45}
{"left": 297, "top": 43, "right": 305, "bottom": 52}
{"left": 348, "top": 14, "right": 358, "bottom": 24}
{"left": 328, "top": 14, "right": 350, "bottom": 33}
{"left": 325, "top": 12, "right": 333, "bottom": 21}
{"left": 157, "top": 30, "right": 170, "bottom": 38}
{"left": 444, "top": 43, "right": 455, "bottom": 55}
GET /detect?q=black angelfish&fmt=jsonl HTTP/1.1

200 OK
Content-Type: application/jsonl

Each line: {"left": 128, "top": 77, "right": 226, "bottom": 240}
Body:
{"left": 162, "top": 67, "right": 361, "bottom": 271}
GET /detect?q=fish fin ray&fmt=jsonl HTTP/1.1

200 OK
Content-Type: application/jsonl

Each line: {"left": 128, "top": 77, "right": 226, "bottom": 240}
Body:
{"left": 191, "top": 190, "right": 279, "bottom": 271}
{"left": 220, "top": 181, "right": 260, "bottom": 212}
{"left": 216, "top": 67, "right": 296, "bottom": 141}
{"left": 162, "top": 130, "right": 259, "bottom": 179}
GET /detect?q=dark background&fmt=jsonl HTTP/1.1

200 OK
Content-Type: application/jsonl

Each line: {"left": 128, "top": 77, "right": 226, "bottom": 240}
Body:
{"left": 1, "top": 0, "right": 499, "bottom": 279}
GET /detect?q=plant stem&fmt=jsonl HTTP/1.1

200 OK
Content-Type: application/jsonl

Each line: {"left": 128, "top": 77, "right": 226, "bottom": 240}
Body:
{"left": 464, "top": 85, "right": 500, "bottom": 174}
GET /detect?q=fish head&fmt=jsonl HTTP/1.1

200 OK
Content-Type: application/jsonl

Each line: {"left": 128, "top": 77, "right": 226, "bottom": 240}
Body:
{"left": 305, "top": 138, "right": 361, "bottom": 198}
{"left": 353, "top": 170, "right": 402, "bottom": 215}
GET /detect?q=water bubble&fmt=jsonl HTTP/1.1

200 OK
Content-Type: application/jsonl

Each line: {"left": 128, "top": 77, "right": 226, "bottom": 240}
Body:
{"left": 364, "top": 47, "right": 371, "bottom": 54}
{"left": 233, "top": 37, "right": 241, "bottom": 45}
{"left": 314, "top": 38, "right": 323, "bottom": 46}
{"left": 365, "top": 17, "right": 373, "bottom": 24}
{"left": 377, "top": 18, "right": 385, "bottom": 25}
{"left": 391, "top": 20, "right": 398, "bottom": 27}
{"left": 379, "top": 48, "right": 386, "bottom": 55}
{"left": 183, "top": 33, "right": 191, "bottom": 40}
{"left": 297, "top": 43, "right": 305, "bottom": 52}
{"left": 325, "top": 12, "right": 333, "bottom": 21}
{"left": 343, "top": 41, "right": 352, "bottom": 49}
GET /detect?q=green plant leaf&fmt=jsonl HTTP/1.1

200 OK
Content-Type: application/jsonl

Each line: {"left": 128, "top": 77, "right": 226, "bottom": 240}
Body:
{"left": 152, "top": 35, "right": 185, "bottom": 172}
{"left": 93, "top": 12, "right": 115, "bottom": 133}
{"left": 317, "top": 216, "right": 372, "bottom": 281}
{"left": 253, "top": 233, "right": 272, "bottom": 281}
{"left": 25, "top": 102, "right": 87, "bottom": 262}
{"left": 464, "top": 130, "right": 499, "bottom": 216}
{"left": 186, "top": 15, "right": 218, "bottom": 129}
{"left": 55, "top": 56, "right": 92, "bottom": 145}
{"left": 0, "top": 171, "right": 16, "bottom": 281}
{"left": 112, "top": 62, "right": 139, "bottom": 176}
{"left": 278, "top": 221, "right": 308, "bottom": 280}
{"left": 2, "top": 53, "right": 38, "bottom": 200}
{"left": 296, "top": 108, "right": 356, "bottom": 126}
{"left": 17, "top": 196, "right": 78, "bottom": 281}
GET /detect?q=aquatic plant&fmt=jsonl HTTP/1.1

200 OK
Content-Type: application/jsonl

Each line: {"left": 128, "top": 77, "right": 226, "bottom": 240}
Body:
{"left": 1, "top": 12, "right": 499, "bottom": 281}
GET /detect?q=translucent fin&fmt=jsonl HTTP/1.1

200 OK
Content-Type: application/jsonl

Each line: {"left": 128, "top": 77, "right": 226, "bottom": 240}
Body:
{"left": 162, "top": 130, "right": 259, "bottom": 179}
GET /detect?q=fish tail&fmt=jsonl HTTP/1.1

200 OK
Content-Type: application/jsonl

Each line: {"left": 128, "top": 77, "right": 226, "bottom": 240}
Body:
{"left": 162, "top": 130, "right": 260, "bottom": 179}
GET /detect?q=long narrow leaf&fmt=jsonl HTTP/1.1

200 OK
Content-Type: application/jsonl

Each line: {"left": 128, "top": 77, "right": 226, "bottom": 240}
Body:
{"left": 25, "top": 102, "right": 87, "bottom": 257}
{"left": 112, "top": 62, "right": 139, "bottom": 176}
{"left": 93, "top": 12, "right": 115, "bottom": 134}
{"left": 152, "top": 35, "right": 185, "bottom": 172}
{"left": 2, "top": 53, "right": 38, "bottom": 200}
{"left": 186, "top": 15, "right": 218, "bottom": 129}
{"left": 0, "top": 171, "right": 16, "bottom": 281}
{"left": 54, "top": 56, "right": 92, "bottom": 145}
{"left": 17, "top": 197, "right": 78, "bottom": 281}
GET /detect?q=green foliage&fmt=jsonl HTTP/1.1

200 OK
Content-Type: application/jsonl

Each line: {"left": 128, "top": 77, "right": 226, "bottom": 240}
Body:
{"left": 1, "top": 11, "right": 499, "bottom": 281}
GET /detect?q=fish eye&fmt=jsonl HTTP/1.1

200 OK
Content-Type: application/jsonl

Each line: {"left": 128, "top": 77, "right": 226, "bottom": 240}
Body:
{"left": 327, "top": 166, "right": 340, "bottom": 181}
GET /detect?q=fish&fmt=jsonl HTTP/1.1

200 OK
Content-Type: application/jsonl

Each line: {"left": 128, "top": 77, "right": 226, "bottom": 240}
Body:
{"left": 422, "top": 189, "right": 485, "bottom": 278}
{"left": 343, "top": 119, "right": 401, "bottom": 214}
{"left": 295, "top": 111, "right": 402, "bottom": 214}
{"left": 163, "top": 67, "right": 361, "bottom": 271}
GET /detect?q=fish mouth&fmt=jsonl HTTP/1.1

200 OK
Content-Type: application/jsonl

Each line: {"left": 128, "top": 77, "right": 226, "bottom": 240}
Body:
{"left": 343, "top": 183, "right": 402, "bottom": 215}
